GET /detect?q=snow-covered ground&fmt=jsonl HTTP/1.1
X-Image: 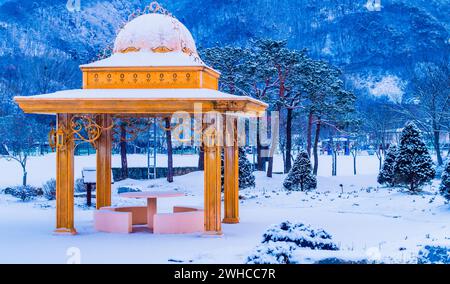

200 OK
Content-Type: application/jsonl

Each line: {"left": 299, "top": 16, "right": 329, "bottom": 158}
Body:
{"left": 0, "top": 152, "right": 380, "bottom": 187}
{"left": 0, "top": 153, "right": 448, "bottom": 264}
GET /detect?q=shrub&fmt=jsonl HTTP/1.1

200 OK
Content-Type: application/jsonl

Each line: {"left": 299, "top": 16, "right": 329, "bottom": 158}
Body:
{"left": 238, "top": 148, "right": 256, "bottom": 189}
{"left": 2, "top": 187, "right": 13, "bottom": 195}
{"left": 262, "top": 221, "right": 339, "bottom": 250}
{"left": 42, "top": 179, "right": 56, "bottom": 200}
{"left": 7, "top": 185, "right": 42, "bottom": 202}
{"left": 246, "top": 221, "right": 339, "bottom": 264}
{"left": 246, "top": 241, "right": 298, "bottom": 264}
{"left": 75, "top": 178, "right": 86, "bottom": 193}
{"left": 377, "top": 146, "right": 398, "bottom": 186}
{"left": 417, "top": 245, "right": 450, "bottom": 264}
{"left": 117, "top": 186, "right": 142, "bottom": 194}
{"left": 314, "top": 258, "right": 369, "bottom": 264}
{"left": 439, "top": 160, "right": 450, "bottom": 201}
{"left": 284, "top": 150, "right": 316, "bottom": 191}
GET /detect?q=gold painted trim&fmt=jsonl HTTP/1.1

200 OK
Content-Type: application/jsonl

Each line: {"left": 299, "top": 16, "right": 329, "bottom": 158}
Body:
{"left": 152, "top": 46, "right": 174, "bottom": 53}
{"left": 119, "top": 47, "right": 141, "bottom": 53}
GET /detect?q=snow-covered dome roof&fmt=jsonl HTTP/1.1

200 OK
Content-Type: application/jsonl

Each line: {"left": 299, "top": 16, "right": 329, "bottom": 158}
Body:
{"left": 113, "top": 13, "right": 198, "bottom": 55}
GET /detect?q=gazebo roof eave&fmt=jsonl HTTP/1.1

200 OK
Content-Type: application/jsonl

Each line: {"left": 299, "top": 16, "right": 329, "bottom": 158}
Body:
{"left": 14, "top": 88, "right": 267, "bottom": 116}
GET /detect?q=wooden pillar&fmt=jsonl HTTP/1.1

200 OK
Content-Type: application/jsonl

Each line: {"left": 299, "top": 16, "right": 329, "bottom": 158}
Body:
{"left": 223, "top": 117, "right": 239, "bottom": 224}
{"left": 203, "top": 114, "right": 222, "bottom": 235}
{"left": 96, "top": 114, "right": 112, "bottom": 209}
{"left": 55, "top": 114, "right": 76, "bottom": 234}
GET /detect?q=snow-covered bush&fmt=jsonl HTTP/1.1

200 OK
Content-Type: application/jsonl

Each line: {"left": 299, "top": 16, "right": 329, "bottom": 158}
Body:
{"left": 377, "top": 145, "right": 398, "bottom": 186}
{"left": 246, "top": 241, "right": 298, "bottom": 264}
{"left": 394, "top": 122, "right": 435, "bottom": 192}
{"left": 417, "top": 245, "right": 450, "bottom": 264}
{"left": 439, "top": 160, "right": 450, "bottom": 201}
{"left": 7, "top": 185, "right": 42, "bottom": 202}
{"left": 314, "top": 258, "right": 369, "bottom": 264}
{"left": 42, "top": 179, "right": 56, "bottom": 200}
{"left": 262, "top": 221, "right": 339, "bottom": 250}
{"left": 117, "top": 186, "right": 142, "bottom": 194}
{"left": 75, "top": 178, "right": 86, "bottom": 193}
{"left": 246, "top": 221, "right": 339, "bottom": 264}
{"left": 238, "top": 148, "right": 256, "bottom": 189}
{"left": 283, "top": 150, "right": 316, "bottom": 191}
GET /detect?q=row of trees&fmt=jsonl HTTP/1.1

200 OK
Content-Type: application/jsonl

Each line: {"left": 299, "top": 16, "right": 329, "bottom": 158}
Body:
{"left": 201, "top": 40, "right": 357, "bottom": 177}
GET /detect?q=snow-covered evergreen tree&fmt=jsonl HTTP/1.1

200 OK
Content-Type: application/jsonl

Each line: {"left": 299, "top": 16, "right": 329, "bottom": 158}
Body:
{"left": 394, "top": 122, "right": 435, "bottom": 192}
{"left": 283, "top": 150, "right": 317, "bottom": 191}
{"left": 440, "top": 160, "right": 450, "bottom": 201}
{"left": 377, "top": 145, "right": 398, "bottom": 186}
{"left": 238, "top": 148, "right": 256, "bottom": 189}
{"left": 221, "top": 148, "right": 255, "bottom": 190}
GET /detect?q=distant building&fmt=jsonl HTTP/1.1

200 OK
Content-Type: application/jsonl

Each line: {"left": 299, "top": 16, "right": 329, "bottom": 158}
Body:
{"left": 385, "top": 128, "right": 450, "bottom": 148}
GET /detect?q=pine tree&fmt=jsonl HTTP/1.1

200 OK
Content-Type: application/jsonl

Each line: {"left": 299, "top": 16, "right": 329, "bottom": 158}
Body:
{"left": 238, "top": 148, "right": 256, "bottom": 189}
{"left": 440, "top": 160, "right": 450, "bottom": 201}
{"left": 283, "top": 150, "right": 317, "bottom": 191}
{"left": 394, "top": 122, "right": 435, "bottom": 192}
{"left": 221, "top": 148, "right": 255, "bottom": 190}
{"left": 377, "top": 145, "right": 398, "bottom": 186}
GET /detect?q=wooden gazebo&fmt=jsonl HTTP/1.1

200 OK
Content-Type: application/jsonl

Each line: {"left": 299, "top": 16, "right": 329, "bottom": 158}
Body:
{"left": 14, "top": 8, "right": 266, "bottom": 236}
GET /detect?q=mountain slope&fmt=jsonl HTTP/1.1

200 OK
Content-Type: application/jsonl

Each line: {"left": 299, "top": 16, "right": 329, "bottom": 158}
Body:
{"left": 0, "top": 0, "right": 448, "bottom": 96}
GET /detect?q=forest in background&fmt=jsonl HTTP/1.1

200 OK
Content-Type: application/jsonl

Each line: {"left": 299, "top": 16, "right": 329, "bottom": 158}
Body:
{"left": 0, "top": 0, "right": 448, "bottom": 185}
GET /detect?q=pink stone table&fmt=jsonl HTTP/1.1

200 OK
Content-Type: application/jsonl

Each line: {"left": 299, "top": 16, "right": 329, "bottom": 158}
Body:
{"left": 119, "top": 191, "right": 185, "bottom": 230}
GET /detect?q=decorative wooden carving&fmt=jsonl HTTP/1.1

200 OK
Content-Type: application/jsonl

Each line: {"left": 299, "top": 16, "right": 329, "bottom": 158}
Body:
{"left": 81, "top": 66, "right": 220, "bottom": 90}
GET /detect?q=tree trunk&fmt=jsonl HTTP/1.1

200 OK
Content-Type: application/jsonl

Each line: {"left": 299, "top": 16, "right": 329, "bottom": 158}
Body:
{"left": 267, "top": 106, "right": 284, "bottom": 178}
{"left": 198, "top": 146, "right": 204, "bottom": 170}
{"left": 86, "top": 183, "right": 92, "bottom": 207}
{"left": 353, "top": 155, "right": 357, "bottom": 176}
{"left": 332, "top": 150, "right": 337, "bottom": 176}
{"left": 267, "top": 154, "right": 274, "bottom": 178}
{"left": 165, "top": 117, "right": 174, "bottom": 183}
{"left": 120, "top": 123, "right": 128, "bottom": 180}
{"left": 313, "top": 119, "right": 321, "bottom": 175}
{"left": 376, "top": 151, "right": 383, "bottom": 170}
{"left": 306, "top": 111, "right": 313, "bottom": 157}
{"left": 284, "top": 108, "right": 293, "bottom": 173}
{"left": 331, "top": 136, "right": 336, "bottom": 176}
{"left": 433, "top": 124, "right": 443, "bottom": 166}
{"left": 267, "top": 112, "right": 279, "bottom": 178}
{"left": 22, "top": 168, "right": 27, "bottom": 187}
{"left": 256, "top": 117, "right": 264, "bottom": 171}
{"left": 266, "top": 113, "right": 276, "bottom": 178}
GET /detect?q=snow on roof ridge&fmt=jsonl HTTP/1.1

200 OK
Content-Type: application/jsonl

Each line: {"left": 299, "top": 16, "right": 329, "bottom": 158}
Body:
{"left": 80, "top": 51, "right": 206, "bottom": 68}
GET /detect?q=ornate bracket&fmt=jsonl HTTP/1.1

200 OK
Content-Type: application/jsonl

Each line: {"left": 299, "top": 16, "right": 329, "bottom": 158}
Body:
{"left": 49, "top": 115, "right": 114, "bottom": 151}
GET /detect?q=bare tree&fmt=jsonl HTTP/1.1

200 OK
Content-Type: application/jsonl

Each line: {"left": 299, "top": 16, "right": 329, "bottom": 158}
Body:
{"left": 0, "top": 113, "right": 45, "bottom": 186}
{"left": 363, "top": 97, "right": 398, "bottom": 169}
{"left": 398, "top": 62, "right": 450, "bottom": 165}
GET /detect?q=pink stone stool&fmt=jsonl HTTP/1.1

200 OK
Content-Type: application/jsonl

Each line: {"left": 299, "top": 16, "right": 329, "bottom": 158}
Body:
{"left": 94, "top": 210, "right": 132, "bottom": 234}
{"left": 153, "top": 206, "right": 204, "bottom": 234}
